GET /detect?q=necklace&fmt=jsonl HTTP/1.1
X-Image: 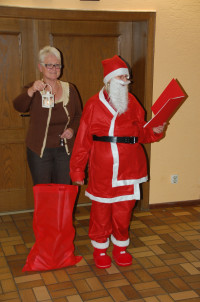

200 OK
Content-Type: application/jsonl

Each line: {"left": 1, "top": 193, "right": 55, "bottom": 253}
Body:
{"left": 52, "top": 81, "right": 60, "bottom": 95}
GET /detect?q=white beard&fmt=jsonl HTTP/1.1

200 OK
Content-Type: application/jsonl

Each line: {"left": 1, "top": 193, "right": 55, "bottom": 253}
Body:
{"left": 108, "top": 78, "right": 130, "bottom": 114}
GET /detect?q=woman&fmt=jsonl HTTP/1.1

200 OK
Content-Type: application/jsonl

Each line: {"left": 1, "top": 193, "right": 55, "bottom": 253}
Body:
{"left": 13, "top": 46, "right": 82, "bottom": 185}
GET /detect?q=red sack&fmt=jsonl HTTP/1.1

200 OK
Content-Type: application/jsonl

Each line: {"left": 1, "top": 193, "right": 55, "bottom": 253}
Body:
{"left": 23, "top": 184, "right": 82, "bottom": 271}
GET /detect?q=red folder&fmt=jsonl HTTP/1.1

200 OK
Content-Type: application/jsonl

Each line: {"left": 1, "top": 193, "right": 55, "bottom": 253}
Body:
{"left": 144, "top": 79, "right": 186, "bottom": 128}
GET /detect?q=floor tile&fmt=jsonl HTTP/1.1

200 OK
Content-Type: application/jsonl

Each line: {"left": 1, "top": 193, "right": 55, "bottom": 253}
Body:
{"left": 0, "top": 204, "right": 200, "bottom": 301}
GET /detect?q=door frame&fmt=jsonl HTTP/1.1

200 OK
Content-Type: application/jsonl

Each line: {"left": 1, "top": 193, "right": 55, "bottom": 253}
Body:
{"left": 0, "top": 6, "right": 156, "bottom": 211}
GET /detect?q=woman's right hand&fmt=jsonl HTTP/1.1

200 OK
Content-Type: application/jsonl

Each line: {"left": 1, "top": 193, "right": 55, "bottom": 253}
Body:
{"left": 27, "top": 80, "right": 46, "bottom": 97}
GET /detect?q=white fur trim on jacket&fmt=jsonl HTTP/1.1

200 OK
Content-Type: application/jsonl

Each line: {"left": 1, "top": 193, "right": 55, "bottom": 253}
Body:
{"left": 85, "top": 185, "right": 140, "bottom": 203}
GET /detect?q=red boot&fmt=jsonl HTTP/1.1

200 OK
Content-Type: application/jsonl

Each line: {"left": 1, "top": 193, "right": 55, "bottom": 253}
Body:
{"left": 93, "top": 248, "right": 111, "bottom": 269}
{"left": 112, "top": 245, "right": 132, "bottom": 267}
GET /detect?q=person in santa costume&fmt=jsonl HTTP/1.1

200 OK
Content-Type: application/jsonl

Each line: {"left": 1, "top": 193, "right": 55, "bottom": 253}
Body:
{"left": 70, "top": 55, "right": 166, "bottom": 269}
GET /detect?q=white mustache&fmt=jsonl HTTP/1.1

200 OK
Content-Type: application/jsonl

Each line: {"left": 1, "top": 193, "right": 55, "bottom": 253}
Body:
{"left": 113, "top": 78, "right": 131, "bottom": 86}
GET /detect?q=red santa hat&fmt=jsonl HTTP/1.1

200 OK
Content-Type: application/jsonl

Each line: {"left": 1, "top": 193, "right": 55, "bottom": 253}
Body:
{"left": 102, "top": 55, "right": 129, "bottom": 84}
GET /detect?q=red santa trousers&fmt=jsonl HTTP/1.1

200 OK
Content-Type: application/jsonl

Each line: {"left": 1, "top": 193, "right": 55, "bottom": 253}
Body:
{"left": 89, "top": 200, "right": 136, "bottom": 248}
{"left": 23, "top": 184, "right": 82, "bottom": 271}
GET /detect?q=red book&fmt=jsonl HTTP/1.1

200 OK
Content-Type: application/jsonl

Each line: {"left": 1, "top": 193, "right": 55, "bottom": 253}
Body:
{"left": 144, "top": 79, "right": 186, "bottom": 128}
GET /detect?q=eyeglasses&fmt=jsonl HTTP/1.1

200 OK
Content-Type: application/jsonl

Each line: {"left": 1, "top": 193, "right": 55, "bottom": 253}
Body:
{"left": 117, "top": 75, "right": 129, "bottom": 80}
{"left": 41, "top": 63, "right": 62, "bottom": 69}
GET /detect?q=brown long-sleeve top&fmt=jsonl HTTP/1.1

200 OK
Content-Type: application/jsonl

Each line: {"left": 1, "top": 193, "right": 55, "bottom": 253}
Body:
{"left": 13, "top": 81, "right": 82, "bottom": 157}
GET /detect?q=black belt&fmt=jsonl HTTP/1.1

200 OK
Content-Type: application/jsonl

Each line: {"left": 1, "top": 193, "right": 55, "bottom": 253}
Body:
{"left": 93, "top": 135, "right": 138, "bottom": 144}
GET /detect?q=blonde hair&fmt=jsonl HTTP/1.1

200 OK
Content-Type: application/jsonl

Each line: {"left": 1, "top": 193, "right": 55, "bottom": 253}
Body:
{"left": 38, "top": 46, "right": 61, "bottom": 63}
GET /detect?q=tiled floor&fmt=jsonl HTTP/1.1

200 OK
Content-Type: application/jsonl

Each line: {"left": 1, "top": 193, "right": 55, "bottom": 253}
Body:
{"left": 1, "top": 203, "right": 200, "bottom": 301}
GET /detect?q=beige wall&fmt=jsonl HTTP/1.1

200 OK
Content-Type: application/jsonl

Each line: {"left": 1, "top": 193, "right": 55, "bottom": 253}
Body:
{"left": 0, "top": 0, "right": 200, "bottom": 204}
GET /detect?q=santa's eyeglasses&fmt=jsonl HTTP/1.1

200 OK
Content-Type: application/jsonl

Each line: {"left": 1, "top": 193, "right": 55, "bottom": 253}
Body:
{"left": 117, "top": 75, "right": 129, "bottom": 80}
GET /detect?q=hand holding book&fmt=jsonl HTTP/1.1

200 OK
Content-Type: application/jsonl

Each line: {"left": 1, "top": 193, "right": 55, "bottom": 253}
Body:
{"left": 152, "top": 123, "right": 167, "bottom": 134}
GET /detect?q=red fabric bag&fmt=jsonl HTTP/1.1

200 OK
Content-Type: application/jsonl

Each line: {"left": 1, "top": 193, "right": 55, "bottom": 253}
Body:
{"left": 23, "top": 184, "right": 82, "bottom": 271}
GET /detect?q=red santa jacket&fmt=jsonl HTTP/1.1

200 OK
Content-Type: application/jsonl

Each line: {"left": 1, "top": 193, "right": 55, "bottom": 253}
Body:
{"left": 70, "top": 88, "right": 163, "bottom": 203}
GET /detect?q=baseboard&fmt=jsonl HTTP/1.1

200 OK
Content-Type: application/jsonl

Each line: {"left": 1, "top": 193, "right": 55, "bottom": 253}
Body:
{"left": 149, "top": 199, "right": 200, "bottom": 209}
{"left": 1, "top": 200, "right": 199, "bottom": 216}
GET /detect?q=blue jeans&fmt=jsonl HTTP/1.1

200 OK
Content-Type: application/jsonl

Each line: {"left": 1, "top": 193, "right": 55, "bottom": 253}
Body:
{"left": 27, "top": 147, "right": 71, "bottom": 185}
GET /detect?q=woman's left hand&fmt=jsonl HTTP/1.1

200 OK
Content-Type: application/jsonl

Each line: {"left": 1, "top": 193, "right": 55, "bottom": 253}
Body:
{"left": 60, "top": 128, "right": 74, "bottom": 139}
{"left": 153, "top": 123, "right": 167, "bottom": 134}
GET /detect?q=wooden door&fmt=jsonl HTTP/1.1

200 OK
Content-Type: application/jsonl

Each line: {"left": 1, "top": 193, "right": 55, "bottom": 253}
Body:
{"left": 0, "top": 7, "right": 155, "bottom": 212}
{"left": 0, "top": 18, "right": 36, "bottom": 212}
{"left": 44, "top": 20, "right": 134, "bottom": 204}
